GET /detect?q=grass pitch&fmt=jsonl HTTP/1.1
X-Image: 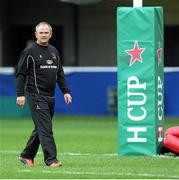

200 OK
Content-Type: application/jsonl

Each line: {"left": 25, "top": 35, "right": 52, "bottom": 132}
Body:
{"left": 0, "top": 116, "right": 179, "bottom": 179}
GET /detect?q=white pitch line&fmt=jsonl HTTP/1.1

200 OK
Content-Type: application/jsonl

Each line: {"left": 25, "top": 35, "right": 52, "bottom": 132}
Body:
{"left": 17, "top": 169, "right": 179, "bottom": 179}
{"left": 1, "top": 150, "right": 179, "bottom": 178}
{"left": 0, "top": 150, "right": 117, "bottom": 157}
{"left": 1, "top": 150, "right": 179, "bottom": 159}
{"left": 62, "top": 152, "right": 117, "bottom": 157}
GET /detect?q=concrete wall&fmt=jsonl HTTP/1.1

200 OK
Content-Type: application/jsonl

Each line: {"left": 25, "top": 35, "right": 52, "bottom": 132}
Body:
{"left": 0, "top": 0, "right": 179, "bottom": 67}
{"left": 0, "top": 2, "right": 2, "bottom": 66}
{"left": 78, "top": 2, "right": 117, "bottom": 66}
{"left": 144, "top": 0, "right": 179, "bottom": 25}
{"left": 2, "top": 0, "right": 77, "bottom": 66}
{"left": 78, "top": 0, "right": 179, "bottom": 66}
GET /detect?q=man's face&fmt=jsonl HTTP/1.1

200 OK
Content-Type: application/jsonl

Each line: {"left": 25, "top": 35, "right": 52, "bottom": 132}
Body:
{"left": 35, "top": 24, "right": 52, "bottom": 46}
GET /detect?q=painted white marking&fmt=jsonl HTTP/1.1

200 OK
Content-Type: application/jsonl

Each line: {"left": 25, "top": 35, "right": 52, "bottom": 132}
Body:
{"left": 17, "top": 169, "right": 179, "bottom": 179}
{"left": 1, "top": 150, "right": 179, "bottom": 160}
{"left": 1, "top": 150, "right": 179, "bottom": 178}
{"left": 0, "top": 150, "right": 117, "bottom": 157}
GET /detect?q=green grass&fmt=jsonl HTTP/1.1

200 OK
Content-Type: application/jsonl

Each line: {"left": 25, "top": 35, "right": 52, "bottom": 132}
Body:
{"left": 0, "top": 116, "right": 179, "bottom": 179}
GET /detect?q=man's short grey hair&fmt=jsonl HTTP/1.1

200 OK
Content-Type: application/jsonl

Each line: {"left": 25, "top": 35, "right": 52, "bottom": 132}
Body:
{"left": 35, "top": 22, "right": 52, "bottom": 32}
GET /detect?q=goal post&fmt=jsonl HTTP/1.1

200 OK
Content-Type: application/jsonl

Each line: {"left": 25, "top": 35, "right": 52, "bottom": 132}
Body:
{"left": 117, "top": 6, "right": 164, "bottom": 155}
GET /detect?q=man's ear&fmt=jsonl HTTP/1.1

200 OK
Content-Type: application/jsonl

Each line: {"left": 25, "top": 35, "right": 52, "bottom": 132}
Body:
{"left": 35, "top": 31, "right": 37, "bottom": 38}
{"left": 50, "top": 32, "right": 52, "bottom": 38}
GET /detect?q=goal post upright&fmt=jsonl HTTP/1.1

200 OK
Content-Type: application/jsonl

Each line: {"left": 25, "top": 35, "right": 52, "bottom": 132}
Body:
{"left": 117, "top": 0, "right": 164, "bottom": 155}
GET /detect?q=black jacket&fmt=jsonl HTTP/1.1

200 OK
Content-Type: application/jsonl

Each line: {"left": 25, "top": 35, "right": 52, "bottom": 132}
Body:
{"left": 16, "top": 42, "right": 70, "bottom": 97}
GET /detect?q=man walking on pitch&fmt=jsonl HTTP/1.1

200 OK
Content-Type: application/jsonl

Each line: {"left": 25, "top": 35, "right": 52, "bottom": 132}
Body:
{"left": 16, "top": 22, "right": 72, "bottom": 167}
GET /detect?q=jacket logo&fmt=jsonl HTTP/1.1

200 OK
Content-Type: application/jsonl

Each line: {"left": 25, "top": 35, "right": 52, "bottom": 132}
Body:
{"left": 46, "top": 60, "right": 53, "bottom": 65}
{"left": 36, "top": 104, "right": 41, "bottom": 109}
{"left": 51, "top": 52, "right": 56, "bottom": 59}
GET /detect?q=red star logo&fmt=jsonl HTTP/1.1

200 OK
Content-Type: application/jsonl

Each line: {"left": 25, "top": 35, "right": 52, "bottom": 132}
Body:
{"left": 125, "top": 41, "right": 145, "bottom": 67}
{"left": 157, "top": 42, "right": 162, "bottom": 66}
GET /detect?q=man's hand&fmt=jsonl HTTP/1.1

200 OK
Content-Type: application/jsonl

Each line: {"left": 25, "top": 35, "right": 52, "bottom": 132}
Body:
{"left": 16, "top": 96, "right": 26, "bottom": 108}
{"left": 64, "top": 93, "right": 72, "bottom": 104}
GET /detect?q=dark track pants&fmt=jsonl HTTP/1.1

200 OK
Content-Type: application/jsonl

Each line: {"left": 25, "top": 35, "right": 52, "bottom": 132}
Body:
{"left": 20, "top": 92, "right": 59, "bottom": 165}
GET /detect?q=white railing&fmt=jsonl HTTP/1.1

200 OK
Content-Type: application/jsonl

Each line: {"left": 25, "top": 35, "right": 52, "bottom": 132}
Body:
{"left": 0, "top": 66, "right": 179, "bottom": 75}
